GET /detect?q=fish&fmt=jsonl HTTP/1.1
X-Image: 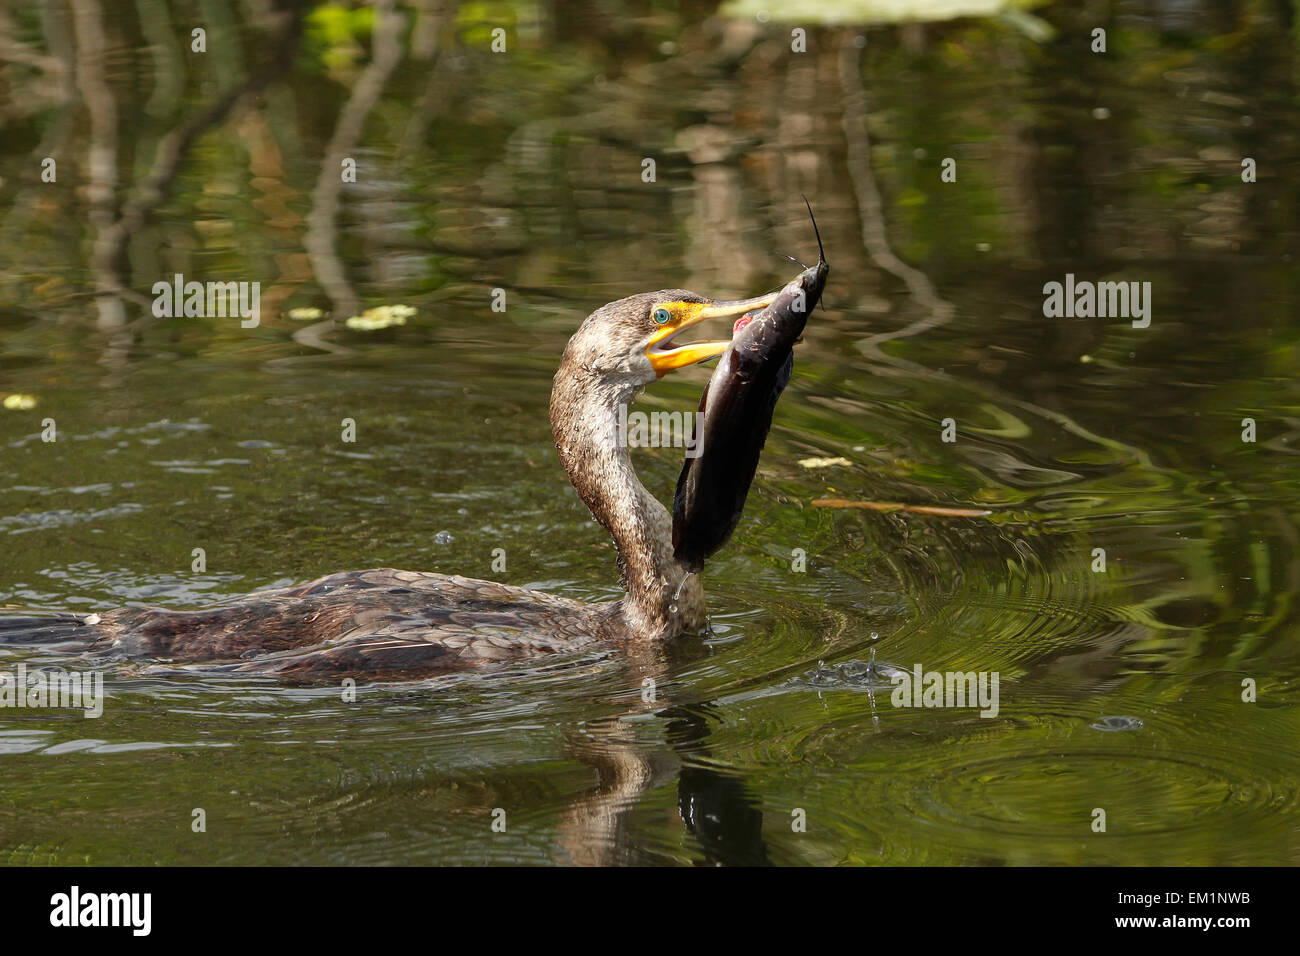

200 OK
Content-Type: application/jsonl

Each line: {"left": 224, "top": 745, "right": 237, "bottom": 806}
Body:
{"left": 672, "top": 209, "right": 828, "bottom": 572}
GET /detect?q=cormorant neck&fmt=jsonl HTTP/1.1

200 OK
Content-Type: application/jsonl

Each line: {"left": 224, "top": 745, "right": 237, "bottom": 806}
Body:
{"left": 550, "top": 353, "right": 706, "bottom": 639}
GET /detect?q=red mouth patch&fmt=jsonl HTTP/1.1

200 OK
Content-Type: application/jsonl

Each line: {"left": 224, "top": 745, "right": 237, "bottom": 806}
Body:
{"left": 733, "top": 312, "right": 757, "bottom": 335}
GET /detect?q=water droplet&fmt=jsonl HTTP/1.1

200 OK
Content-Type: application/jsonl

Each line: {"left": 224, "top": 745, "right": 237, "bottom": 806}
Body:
{"left": 792, "top": 658, "right": 902, "bottom": 691}
{"left": 1091, "top": 715, "right": 1143, "bottom": 732}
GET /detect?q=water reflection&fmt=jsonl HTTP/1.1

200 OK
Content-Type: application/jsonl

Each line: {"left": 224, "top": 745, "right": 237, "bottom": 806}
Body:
{"left": 550, "top": 637, "right": 770, "bottom": 865}
{"left": 0, "top": 0, "right": 1298, "bottom": 865}
{"left": 665, "top": 704, "right": 770, "bottom": 866}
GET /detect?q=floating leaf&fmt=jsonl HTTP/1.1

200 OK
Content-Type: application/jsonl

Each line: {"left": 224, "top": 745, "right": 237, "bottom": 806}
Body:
{"left": 3, "top": 394, "right": 37, "bottom": 410}
{"left": 799, "top": 456, "right": 853, "bottom": 468}
{"left": 344, "top": 304, "right": 416, "bottom": 331}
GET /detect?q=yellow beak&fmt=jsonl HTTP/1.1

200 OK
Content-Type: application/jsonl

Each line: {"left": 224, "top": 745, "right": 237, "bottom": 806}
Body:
{"left": 645, "top": 291, "right": 781, "bottom": 377}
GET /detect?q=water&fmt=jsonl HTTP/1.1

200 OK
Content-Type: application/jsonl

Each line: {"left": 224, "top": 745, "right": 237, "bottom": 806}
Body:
{"left": 1, "top": 2, "right": 1298, "bottom": 865}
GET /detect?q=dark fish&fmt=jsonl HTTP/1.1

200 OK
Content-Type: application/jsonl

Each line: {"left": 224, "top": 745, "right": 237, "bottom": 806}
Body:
{"left": 672, "top": 229, "right": 828, "bottom": 572}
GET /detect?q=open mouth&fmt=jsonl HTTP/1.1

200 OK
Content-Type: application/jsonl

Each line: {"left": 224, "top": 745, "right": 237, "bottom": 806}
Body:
{"left": 645, "top": 328, "right": 729, "bottom": 367}
{"left": 645, "top": 291, "right": 782, "bottom": 376}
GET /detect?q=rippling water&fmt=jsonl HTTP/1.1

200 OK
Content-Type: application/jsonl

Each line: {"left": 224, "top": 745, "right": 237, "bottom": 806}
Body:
{"left": 1, "top": 1, "right": 1298, "bottom": 865}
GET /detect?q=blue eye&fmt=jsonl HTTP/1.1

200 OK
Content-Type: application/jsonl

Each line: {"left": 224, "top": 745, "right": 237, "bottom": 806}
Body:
{"left": 653, "top": 308, "right": 671, "bottom": 324}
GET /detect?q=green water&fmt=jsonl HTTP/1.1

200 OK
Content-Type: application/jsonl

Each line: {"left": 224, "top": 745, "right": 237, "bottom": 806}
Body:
{"left": 1, "top": 1, "right": 1298, "bottom": 865}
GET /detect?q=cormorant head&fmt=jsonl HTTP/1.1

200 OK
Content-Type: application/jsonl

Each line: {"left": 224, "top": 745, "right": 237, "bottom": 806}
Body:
{"left": 563, "top": 287, "right": 784, "bottom": 390}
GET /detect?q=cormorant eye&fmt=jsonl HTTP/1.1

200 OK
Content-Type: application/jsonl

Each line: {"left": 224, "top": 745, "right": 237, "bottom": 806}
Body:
{"left": 652, "top": 307, "right": 671, "bottom": 325}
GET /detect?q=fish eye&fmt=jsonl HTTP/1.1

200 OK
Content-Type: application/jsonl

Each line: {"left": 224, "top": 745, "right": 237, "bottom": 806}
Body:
{"left": 652, "top": 307, "right": 671, "bottom": 325}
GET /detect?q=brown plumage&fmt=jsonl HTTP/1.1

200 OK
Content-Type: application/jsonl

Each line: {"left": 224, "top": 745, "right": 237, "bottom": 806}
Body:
{"left": 90, "top": 569, "right": 604, "bottom": 679}
{"left": 65, "top": 283, "right": 784, "bottom": 681}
